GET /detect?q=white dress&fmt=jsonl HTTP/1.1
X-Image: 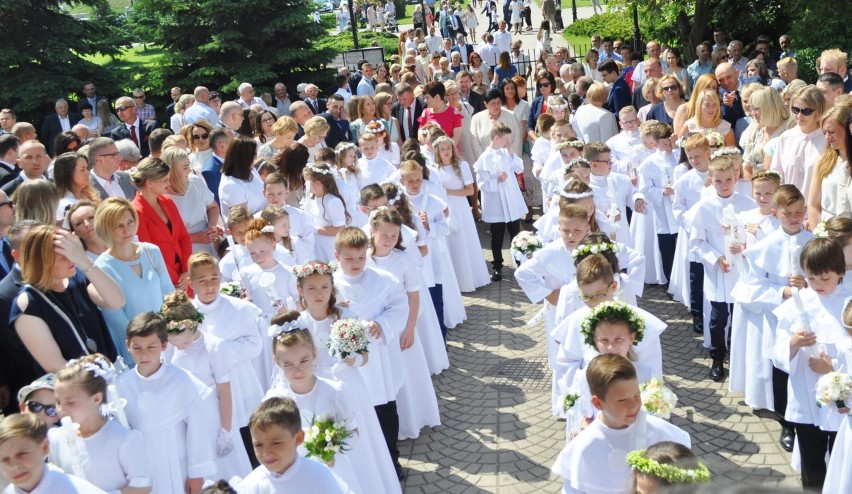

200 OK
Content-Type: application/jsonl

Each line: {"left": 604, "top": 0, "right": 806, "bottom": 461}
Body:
{"left": 299, "top": 312, "right": 403, "bottom": 494}
{"left": 333, "top": 267, "right": 408, "bottom": 406}
{"left": 236, "top": 457, "right": 352, "bottom": 494}
{"left": 435, "top": 162, "right": 490, "bottom": 292}
{"left": 265, "top": 378, "right": 364, "bottom": 494}
{"left": 169, "top": 174, "right": 218, "bottom": 256}
{"left": 356, "top": 156, "right": 396, "bottom": 187}
{"left": 473, "top": 146, "right": 527, "bottom": 223}
{"left": 219, "top": 168, "right": 267, "bottom": 216}
{"left": 729, "top": 227, "right": 811, "bottom": 410}
{"left": 115, "top": 364, "right": 217, "bottom": 494}
{"left": 670, "top": 167, "right": 709, "bottom": 306}
{"left": 242, "top": 261, "right": 300, "bottom": 386}
{"left": 305, "top": 194, "right": 349, "bottom": 262}
{"left": 820, "top": 158, "right": 852, "bottom": 219}
{"left": 825, "top": 403, "right": 852, "bottom": 493}
{"left": 631, "top": 149, "right": 667, "bottom": 284}
{"left": 588, "top": 172, "right": 643, "bottom": 249}
{"left": 48, "top": 420, "right": 152, "bottom": 493}
{"left": 509, "top": 0, "right": 521, "bottom": 23}
{"left": 169, "top": 331, "right": 253, "bottom": 479}
{"left": 2, "top": 465, "right": 107, "bottom": 494}
{"left": 194, "top": 294, "right": 266, "bottom": 425}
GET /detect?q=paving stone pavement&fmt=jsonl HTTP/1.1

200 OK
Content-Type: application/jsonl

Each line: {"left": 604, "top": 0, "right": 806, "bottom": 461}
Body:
{"left": 399, "top": 222, "right": 802, "bottom": 493}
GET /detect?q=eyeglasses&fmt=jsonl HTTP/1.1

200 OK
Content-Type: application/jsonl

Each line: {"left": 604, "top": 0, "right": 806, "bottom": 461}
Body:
{"left": 591, "top": 159, "right": 612, "bottom": 165}
{"left": 26, "top": 401, "right": 57, "bottom": 417}
{"left": 115, "top": 106, "right": 131, "bottom": 112}
{"left": 0, "top": 201, "right": 13, "bottom": 209}
{"left": 791, "top": 106, "right": 815, "bottom": 116}
{"left": 133, "top": 96, "right": 145, "bottom": 100}
{"left": 661, "top": 85, "right": 679, "bottom": 92}
{"left": 99, "top": 152, "right": 120, "bottom": 158}
{"left": 621, "top": 119, "right": 639, "bottom": 125}
{"left": 192, "top": 133, "right": 210, "bottom": 140}
{"left": 579, "top": 285, "right": 612, "bottom": 302}
{"left": 538, "top": 82, "right": 551, "bottom": 87}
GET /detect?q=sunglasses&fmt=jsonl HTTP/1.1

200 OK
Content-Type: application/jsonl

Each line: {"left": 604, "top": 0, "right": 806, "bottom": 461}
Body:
{"left": 661, "top": 85, "right": 679, "bottom": 92}
{"left": 790, "top": 106, "right": 815, "bottom": 116}
{"left": 538, "top": 82, "right": 551, "bottom": 87}
{"left": 26, "top": 401, "right": 57, "bottom": 417}
{"left": 192, "top": 133, "right": 210, "bottom": 140}
{"left": 133, "top": 96, "right": 145, "bottom": 99}
{"left": 115, "top": 106, "right": 131, "bottom": 112}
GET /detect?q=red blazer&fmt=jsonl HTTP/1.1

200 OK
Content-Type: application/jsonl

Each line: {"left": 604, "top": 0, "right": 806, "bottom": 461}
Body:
{"left": 133, "top": 193, "right": 191, "bottom": 285}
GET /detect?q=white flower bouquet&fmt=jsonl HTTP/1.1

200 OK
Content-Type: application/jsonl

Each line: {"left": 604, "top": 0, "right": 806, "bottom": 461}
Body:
{"left": 327, "top": 318, "right": 370, "bottom": 360}
{"left": 220, "top": 281, "right": 244, "bottom": 298}
{"left": 510, "top": 231, "right": 543, "bottom": 266}
{"left": 816, "top": 372, "right": 852, "bottom": 411}
{"left": 640, "top": 378, "right": 678, "bottom": 419}
{"left": 303, "top": 414, "right": 353, "bottom": 463}
{"left": 704, "top": 131, "right": 725, "bottom": 148}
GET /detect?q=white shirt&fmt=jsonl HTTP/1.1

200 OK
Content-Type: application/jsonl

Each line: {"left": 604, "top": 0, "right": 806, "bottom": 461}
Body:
{"left": 334, "top": 87, "right": 352, "bottom": 106}
{"left": 425, "top": 35, "right": 443, "bottom": 54}
{"left": 357, "top": 77, "right": 376, "bottom": 97}
{"left": 477, "top": 43, "right": 500, "bottom": 66}
{"left": 59, "top": 115, "right": 71, "bottom": 131}
{"left": 92, "top": 171, "right": 129, "bottom": 199}
{"left": 493, "top": 31, "right": 512, "bottom": 55}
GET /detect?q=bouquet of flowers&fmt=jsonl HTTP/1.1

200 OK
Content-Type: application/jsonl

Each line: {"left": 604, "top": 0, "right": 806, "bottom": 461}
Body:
{"left": 327, "top": 318, "right": 370, "bottom": 360}
{"left": 220, "top": 281, "right": 244, "bottom": 298}
{"left": 815, "top": 372, "right": 852, "bottom": 411}
{"left": 562, "top": 393, "right": 580, "bottom": 413}
{"left": 303, "top": 414, "right": 353, "bottom": 463}
{"left": 510, "top": 231, "right": 543, "bottom": 266}
{"left": 704, "top": 131, "right": 724, "bottom": 148}
{"left": 640, "top": 378, "right": 678, "bottom": 419}
{"left": 562, "top": 392, "right": 583, "bottom": 440}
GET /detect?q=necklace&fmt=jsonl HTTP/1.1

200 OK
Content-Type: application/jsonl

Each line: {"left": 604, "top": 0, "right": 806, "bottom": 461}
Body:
{"left": 46, "top": 288, "right": 98, "bottom": 353}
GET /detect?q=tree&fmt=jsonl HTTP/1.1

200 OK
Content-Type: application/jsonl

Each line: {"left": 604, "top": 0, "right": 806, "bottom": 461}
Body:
{"left": 0, "top": 0, "right": 126, "bottom": 117}
{"left": 132, "top": 0, "right": 336, "bottom": 94}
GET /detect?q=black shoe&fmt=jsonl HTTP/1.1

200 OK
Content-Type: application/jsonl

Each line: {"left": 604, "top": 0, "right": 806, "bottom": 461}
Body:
{"left": 395, "top": 463, "right": 406, "bottom": 480}
{"left": 692, "top": 314, "right": 703, "bottom": 334}
{"left": 779, "top": 426, "right": 795, "bottom": 452}
{"left": 709, "top": 358, "right": 725, "bottom": 382}
{"left": 491, "top": 267, "right": 502, "bottom": 281}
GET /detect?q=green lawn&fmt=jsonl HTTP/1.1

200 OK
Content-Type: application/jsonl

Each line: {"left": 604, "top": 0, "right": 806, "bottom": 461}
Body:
{"left": 83, "top": 45, "right": 165, "bottom": 68}
{"left": 66, "top": 0, "right": 132, "bottom": 14}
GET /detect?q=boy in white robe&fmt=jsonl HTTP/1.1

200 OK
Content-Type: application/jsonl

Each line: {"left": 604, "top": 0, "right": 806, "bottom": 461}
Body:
{"left": 237, "top": 397, "right": 352, "bottom": 494}
{"left": 551, "top": 354, "right": 690, "bottom": 493}
{"left": 333, "top": 227, "right": 408, "bottom": 480}
{"left": 605, "top": 106, "right": 642, "bottom": 178}
{"left": 689, "top": 155, "right": 756, "bottom": 382}
{"left": 638, "top": 122, "right": 679, "bottom": 283}
{"left": 0, "top": 414, "right": 107, "bottom": 494}
{"left": 357, "top": 134, "right": 396, "bottom": 187}
{"left": 584, "top": 141, "right": 647, "bottom": 249}
{"left": 117, "top": 312, "right": 217, "bottom": 494}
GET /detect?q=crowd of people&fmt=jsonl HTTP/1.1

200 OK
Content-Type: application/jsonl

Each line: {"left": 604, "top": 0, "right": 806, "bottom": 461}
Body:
{"left": 0, "top": 1, "right": 851, "bottom": 493}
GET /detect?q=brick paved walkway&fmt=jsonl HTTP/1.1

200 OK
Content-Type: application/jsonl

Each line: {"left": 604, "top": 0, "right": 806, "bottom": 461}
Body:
{"left": 399, "top": 221, "right": 801, "bottom": 493}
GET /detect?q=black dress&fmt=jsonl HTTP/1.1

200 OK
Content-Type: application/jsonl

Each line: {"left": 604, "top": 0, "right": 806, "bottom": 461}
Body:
{"left": 10, "top": 270, "right": 118, "bottom": 375}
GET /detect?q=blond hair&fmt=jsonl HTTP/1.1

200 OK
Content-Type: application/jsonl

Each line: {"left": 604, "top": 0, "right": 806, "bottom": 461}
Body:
{"left": 94, "top": 196, "right": 139, "bottom": 247}
{"left": 161, "top": 146, "right": 191, "bottom": 195}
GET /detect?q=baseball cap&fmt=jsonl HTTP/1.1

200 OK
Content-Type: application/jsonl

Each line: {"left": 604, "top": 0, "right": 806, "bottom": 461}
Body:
{"left": 17, "top": 373, "right": 56, "bottom": 405}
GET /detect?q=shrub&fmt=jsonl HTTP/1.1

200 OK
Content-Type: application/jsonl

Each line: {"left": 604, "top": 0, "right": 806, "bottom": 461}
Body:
{"left": 315, "top": 31, "right": 399, "bottom": 61}
{"left": 794, "top": 48, "right": 820, "bottom": 85}
{"left": 564, "top": 11, "right": 633, "bottom": 41}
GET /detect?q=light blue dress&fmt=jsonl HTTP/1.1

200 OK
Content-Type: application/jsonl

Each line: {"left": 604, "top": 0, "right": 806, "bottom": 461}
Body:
{"left": 95, "top": 242, "right": 175, "bottom": 363}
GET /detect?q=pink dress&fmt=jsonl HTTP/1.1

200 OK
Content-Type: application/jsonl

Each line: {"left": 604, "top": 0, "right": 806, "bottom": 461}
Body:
{"left": 418, "top": 106, "right": 463, "bottom": 139}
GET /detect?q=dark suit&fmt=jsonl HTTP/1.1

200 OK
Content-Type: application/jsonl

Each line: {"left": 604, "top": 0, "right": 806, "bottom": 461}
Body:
{"left": 392, "top": 98, "right": 425, "bottom": 142}
{"left": 462, "top": 90, "right": 485, "bottom": 114}
{"left": 89, "top": 170, "right": 137, "bottom": 201}
{"left": 0, "top": 162, "right": 18, "bottom": 189}
{"left": 41, "top": 113, "right": 82, "bottom": 155}
{"left": 201, "top": 154, "right": 225, "bottom": 204}
{"left": 304, "top": 98, "right": 327, "bottom": 115}
{"left": 720, "top": 88, "right": 745, "bottom": 127}
{"left": 632, "top": 82, "right": 650, "bottom": 111}
{"left": 452, "top": 43, "right": 475, "bottom": 64}
{"left": 319, "top": 112, "right": 350, "bottom": 150}
{"left": 607, "top": 76, "right": 632, "bottom": 118}
{"left": 165, "top": 102, "right": 177, "bottom": 122}
{"left": 75, "top": 96, "right": 106, "bottom": 114}
{"left": 0, "top": 267, "right": 37, "bottom": 414}
{"left": 109, "top": 119, "right": 158, "bottom": 157}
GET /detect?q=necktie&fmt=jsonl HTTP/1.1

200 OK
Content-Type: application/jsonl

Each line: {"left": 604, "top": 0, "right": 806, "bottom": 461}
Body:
{"left": 407, "top": 107, "right": 413, "bottom": 138}
{"left": 129, "top": 124, "right": 139, "bottom": 147}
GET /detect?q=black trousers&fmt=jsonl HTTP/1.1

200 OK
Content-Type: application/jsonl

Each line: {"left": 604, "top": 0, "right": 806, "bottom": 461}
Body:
{"left": 709, "top": 301, "right": 732, "bottom": 360}
{"left": 489, "top": 219, "right": 521, "bottom": 269}
{"left": 689, "top": 262, "right": 704, "bottom": 317}
{"left": 428, "top": 284, "right": 447, "bottom": 340}
{"left": 657, "top": 233, "right": 677, "bottom": 283}
{"left": 793, "top": 422, "right": 836, "bottom": 489}
{"left": 772, "top": 367, "right": 790, "bottom": 425}
{"left": 523, "top": 8, "right": 532, "bottom": 27}
{"left": 375, "top": 401, "right": 401, "bottom": 467}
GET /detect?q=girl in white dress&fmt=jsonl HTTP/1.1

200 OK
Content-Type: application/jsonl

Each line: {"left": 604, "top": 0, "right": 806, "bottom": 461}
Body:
{"left": 365, "top": 120, "right": 400, "bottom": 167}
{"left": 368, "top": 209, "right": 447, "bottom": 415}
{"left": 265, "top": 315, "right": 364, "bottom": 494}
{"left": 161, "top": 291, "right": 253, "bottom": 480}
{"left": 335, "top": 143, "right": 368, "bottom": 227}
{"left": 303, "top": 163, "right": 351, "bottom": 262}
{"left": 242, "top": 219, "right": 300, "bottom": 385}
{"left": 260, "top": 205, "right": 311, "bottom": 266}
{"left": 188, "top": 252, "right": 266, "bottom": 426}
{"left": 51, "top": 354, "right": 153, "bottom": 494}
{"left": 293, "top": 261, "right": 402, "bottom": 493}
{"left": 433, "top": 136, "right": 490, "bottom": 292}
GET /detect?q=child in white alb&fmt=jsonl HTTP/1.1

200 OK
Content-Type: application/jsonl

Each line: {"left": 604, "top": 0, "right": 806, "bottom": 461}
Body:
{"left": 303, "top": 163, "right": 352, "bottom": 262}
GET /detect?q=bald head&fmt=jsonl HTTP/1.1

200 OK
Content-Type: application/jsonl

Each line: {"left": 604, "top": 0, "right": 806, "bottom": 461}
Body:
{"left": 715, "top": 62, "right": 739, "bottom": 91}
{"left": 11, "top": 123, "right": 36, "bottom": 142}
{"left": 193, "top": 86, "right": 210, "bottom": 103}
{"left": 644, "top": 59, "right": 663, "bottom": 78}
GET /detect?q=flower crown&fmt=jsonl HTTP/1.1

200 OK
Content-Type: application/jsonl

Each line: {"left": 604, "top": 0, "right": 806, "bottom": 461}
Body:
{"left": 268, "top": 319, "right": 308, "bottom": 338}
{"left": 306, "top": 163, "right": 333, "bottom": 175}
{"left": 566, "top": 157, "right": 591, "bottom": 171}
{"left": 164, "top": 312, "right": 204, "bottom": 334}
{"left": 674, "top": 134, "right": 689, "bottom": 148}
{"left": 626, "top": 450, "right": 711, "bottom": 484}
{"left": 292, "top": 261, "right": 335, "bottom": 278}
{"left": 369, "top": 205, "right": 390, "bottom": 220}
{"left": 752, "top": 169, "right": 782, "bottom": 182}
{"left": 432, "top": 135, "right": 455, "bottom": 149}
{"left": 365, "top": 120, "right": 386, "bottom": 134}
{"left": 386, "top": 188, "right": 403, "bottom": 206}
{"left": 572, "top": 241, "right": 619, "bottom": 259}
{"left": 710, "top": 146, "right": 741, "bottom": 159}
{"left": 557, "top": 189, "right": 594, "bottom": 200}
{"left": 335, "top": 142, "right": 357, "bottom": 154}
{"left": 261, "top": 225, "right": 275, "bottom": 234}
{"left": 67, "top": 356, "right": 115, "bottom": 381}
{"left": 549, "top": 103, "right": 569, "bottom": 111}
{"left": 580, "top": 301, "right": 645, "bottom": 348}
{"left": 813, "top": 221, "right": 829, "bottom": 238}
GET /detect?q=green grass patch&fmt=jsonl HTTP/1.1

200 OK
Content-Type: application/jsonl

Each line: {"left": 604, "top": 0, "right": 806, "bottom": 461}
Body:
{"left": 65, "top": 0, "right": 132, "bottom": 14}
{"left": 83, "top": 45, "right": 165, "bottom": 68}
{"left": 315, "top": 30, "right": 400, "bottom": 58}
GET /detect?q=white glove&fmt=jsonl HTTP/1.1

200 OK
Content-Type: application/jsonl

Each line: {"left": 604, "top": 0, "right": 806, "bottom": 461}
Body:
{"left": 217, "top": 428, "right": 234, "bottom": 457}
